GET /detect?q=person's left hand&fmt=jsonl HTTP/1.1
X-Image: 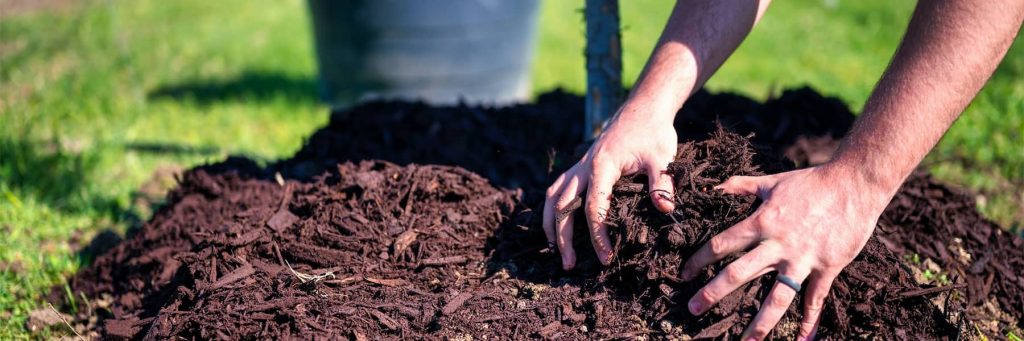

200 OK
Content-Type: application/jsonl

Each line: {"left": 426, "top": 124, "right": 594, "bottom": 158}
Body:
{"left": 679, "top": 164, "right": 895, "bottom": 340}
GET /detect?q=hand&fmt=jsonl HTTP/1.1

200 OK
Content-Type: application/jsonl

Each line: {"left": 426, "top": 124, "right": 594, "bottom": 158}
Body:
{"left": 543, "top": 107, "right": 678, "bottom": 270}
{"left": 680, "top": 165, "right": 893, "bottom": 340}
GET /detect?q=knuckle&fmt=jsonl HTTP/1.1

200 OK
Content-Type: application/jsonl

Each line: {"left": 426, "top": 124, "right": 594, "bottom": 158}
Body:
{"left": 555, "top": 195, "right": 576, "bottom": 210}
{"left": 753, "top": 213, "right": 773, "bottom": 230}
{"left": 765, "top": 206, "right": 785, "bottom": 221}
{"left": 585, "top": 206, "right": 607, "bottom": 226}
{"left": 768, "top": 292, "right": 793, "bottom": 308}
{"left": 545, "top": 185, "right": 559, "bottom": 198}
{"left": 557, "top": 235, "right": 571, "bottom": 249}
{"left": 749, "top": 326, "right": 770, "bottom": 340}
{"left": 798, "top": 325, "right": 816, "bottom": 340}
{"left": 708, "top": 236, "right": 730, "bottom": 256}
{"left": 722, "top": 265, "right": 745, "bottom": 284}
{"left": 723, "top": 176, "right": 740, "bottom": 186}
{"left": 584, "top": 202, "right": 598, "bottom": 217}
{"left": 696, "top": 288, "right": 718, "bottom": 305}
{"left": 805, "top": 295, "right": 826, "bottom": 314}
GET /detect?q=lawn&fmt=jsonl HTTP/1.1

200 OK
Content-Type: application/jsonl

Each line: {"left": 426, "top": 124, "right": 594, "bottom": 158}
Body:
{"left": 1, "top": 0, "right": 1021, "bottom": 337}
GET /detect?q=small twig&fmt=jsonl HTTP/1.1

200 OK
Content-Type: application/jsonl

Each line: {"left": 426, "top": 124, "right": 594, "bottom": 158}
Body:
{"left": 47, "top": 302, "right": 83, "bottom": 339}
{"left": 890, "top": 283, "right": 967, "bottom": 301}
{"left": 420, "top": 255, "right": 467, "bottom": 266}
{"left": 441, "top": 292, "right": 474, "bottom": 316}
{"left": 272, "top": 242, "right": 287, "bottom": 268}
{"left": 277, "top": 183, "right": 294, "bottom": 212}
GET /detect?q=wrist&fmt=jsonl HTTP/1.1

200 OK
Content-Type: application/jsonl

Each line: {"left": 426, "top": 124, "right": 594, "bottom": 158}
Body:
{"left": 615, "top": 98, "right": 678, "bottom": 126}
{"left": 817, "top": 158, "right": 901, "bottom": 210}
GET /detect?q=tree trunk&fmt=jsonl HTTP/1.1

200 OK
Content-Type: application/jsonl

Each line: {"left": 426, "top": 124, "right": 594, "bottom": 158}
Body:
{"left": 584, "top": 0, "right": 623, "bottom": 141}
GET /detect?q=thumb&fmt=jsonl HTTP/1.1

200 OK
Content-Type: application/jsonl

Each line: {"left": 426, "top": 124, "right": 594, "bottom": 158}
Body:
{"left": 715, "top": 175, "right": 764, "bottom": 196}
{"left": 647, "top": 164, "right": 676, "bottom": 213}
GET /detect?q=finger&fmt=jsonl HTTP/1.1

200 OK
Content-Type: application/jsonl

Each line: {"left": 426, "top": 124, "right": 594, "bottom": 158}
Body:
{"left": 585, "top": 164, "right": 620, "bottom": 265}
{"left": 742, "top": 267, "right": 811, "bottom": 341}
{"left": 688, "top": 244, "right": 779, "bottom": 316}
{"left": 646, "top": 162, "right": 675, "bottom": 213}
{"left": 714, "top": 175, "right": 764, "bottom": 196}
{"left": 555, "top": 174, "right": 584, "bottom": 270}
{"left": 542, "top": 174, "right": 568, "bottom": 248}
{"left": 680, "top": 214, "right": 762, "bottom": 281}
{"left": 798, "top": 271, "right": 836, "bottom": 341}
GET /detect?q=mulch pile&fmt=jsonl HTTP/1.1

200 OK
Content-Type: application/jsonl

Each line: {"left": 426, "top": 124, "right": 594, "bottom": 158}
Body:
{"left": 60, "top": 88, "right": 1022, "bottom": 339}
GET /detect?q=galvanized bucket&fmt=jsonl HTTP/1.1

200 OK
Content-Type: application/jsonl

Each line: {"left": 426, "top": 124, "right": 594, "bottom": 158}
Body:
{"left": 308, "top": 0, "right": 541, "bottom": 108}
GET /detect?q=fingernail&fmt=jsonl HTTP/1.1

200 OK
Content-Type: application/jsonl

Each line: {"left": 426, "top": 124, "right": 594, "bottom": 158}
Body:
{"left": 746, "top": 338, "right": 757, "bottom": 341}
{"left": 688, "top": 300, "right": 702, "bottom": 315}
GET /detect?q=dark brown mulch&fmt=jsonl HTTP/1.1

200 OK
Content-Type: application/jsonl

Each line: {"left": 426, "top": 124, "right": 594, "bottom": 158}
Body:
{"left": 61, "top": 88, "right": 1022, "bottom": 339}
{"left": 877, "top": 172, "right": 1024, "bottom": 330}
{"left": 565, "top": 129, "right": 958, "bottom": 339}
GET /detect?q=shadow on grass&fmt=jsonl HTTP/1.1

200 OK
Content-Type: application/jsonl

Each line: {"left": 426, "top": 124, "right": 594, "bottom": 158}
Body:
{"left": 124, "top": 141, "right": 221, "bottom": 156}
{"left": 0, "top": 137, "right": 145, "bottom": 230}
{"left": 1, "top": 137, "right": 102, "bottom": 211}
{"left": 147, "top": 72, "right": 318, "bottom": 105}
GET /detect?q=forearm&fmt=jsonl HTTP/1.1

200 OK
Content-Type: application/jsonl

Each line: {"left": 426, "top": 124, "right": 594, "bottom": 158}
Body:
{"left": 617, "top": 0, "right": 772, "bottom": 123}
{"left": 827, "top": 0, "right": 1024, "bottom": 198}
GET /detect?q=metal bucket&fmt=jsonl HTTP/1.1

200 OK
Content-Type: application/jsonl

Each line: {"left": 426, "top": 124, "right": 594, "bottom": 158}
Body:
{"left": 308, "top": 0, "right": 541, "bottom": 108}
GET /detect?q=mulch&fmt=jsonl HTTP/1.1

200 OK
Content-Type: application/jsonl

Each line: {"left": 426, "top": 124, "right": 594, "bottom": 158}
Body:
{"left": 60, "top": 88, "right": 1022, "bottom": 339}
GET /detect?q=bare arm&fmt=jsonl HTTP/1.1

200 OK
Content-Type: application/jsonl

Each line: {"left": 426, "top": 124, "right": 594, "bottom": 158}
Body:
{"left": 624, "top": 0, "right": 772, "bottom": 121}
{"left": 544, "top": 0, "right": 770, "bottom": 270}
{"left": 683, "top": 1, "right": 1024, "bottom": 340}
{"left": 828, "top": 0, "right": 1024, "bottom": 197}
{"left": 544, "top": 0, "right": 772, "bottom": 270}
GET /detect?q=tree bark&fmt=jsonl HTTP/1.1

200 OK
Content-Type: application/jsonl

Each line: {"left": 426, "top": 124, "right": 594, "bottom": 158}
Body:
{"left": 584, "top": 0, "right": 623, "bottom": 140}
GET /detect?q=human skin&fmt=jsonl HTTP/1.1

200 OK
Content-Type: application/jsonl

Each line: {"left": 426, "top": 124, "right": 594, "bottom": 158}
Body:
{"left": 542, "top": 0, "right": 1024, "bottom": 339}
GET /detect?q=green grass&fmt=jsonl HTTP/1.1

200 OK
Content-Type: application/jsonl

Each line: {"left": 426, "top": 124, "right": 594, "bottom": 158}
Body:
{"left": 536, "top": 0, "right": 1023, "bottom": 228}
{"left": 1, "top": 0, "right": 1021, "bottom": 337}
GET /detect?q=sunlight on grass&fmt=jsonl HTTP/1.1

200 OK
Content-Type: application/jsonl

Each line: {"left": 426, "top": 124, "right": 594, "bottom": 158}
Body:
{"left": 0, "top": 0, "right": 1021, "bottom": 337}
{"left": 0, "top": 0, "right": 327, "bottom": 336}
{"left": 535, "top": 0, "right": 1022, "bottom": 228}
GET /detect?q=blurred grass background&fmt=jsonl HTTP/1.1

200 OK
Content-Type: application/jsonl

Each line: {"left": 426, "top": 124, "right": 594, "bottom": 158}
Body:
{"left": 1, "top": 0, "right": 1021, "bottom": 337}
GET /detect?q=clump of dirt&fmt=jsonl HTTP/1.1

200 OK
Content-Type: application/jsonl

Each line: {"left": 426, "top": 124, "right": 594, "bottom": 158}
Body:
{"left": 59, "top": 88, "right": 1023, "bottom": 339}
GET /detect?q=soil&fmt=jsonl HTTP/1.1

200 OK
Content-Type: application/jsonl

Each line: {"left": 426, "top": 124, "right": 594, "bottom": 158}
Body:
{"left": 60, "top": 88, "right": 1023, "bottom": 340}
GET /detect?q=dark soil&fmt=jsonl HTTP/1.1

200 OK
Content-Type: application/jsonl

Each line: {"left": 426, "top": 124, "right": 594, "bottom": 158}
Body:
{"left": 62, "top": 88, "right": 1023, "bottom": 339}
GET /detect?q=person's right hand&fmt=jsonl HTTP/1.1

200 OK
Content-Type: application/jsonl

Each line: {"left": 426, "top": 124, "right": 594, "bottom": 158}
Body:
{"left": 543, "top": 107, "right": 678, "bottom": 270}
